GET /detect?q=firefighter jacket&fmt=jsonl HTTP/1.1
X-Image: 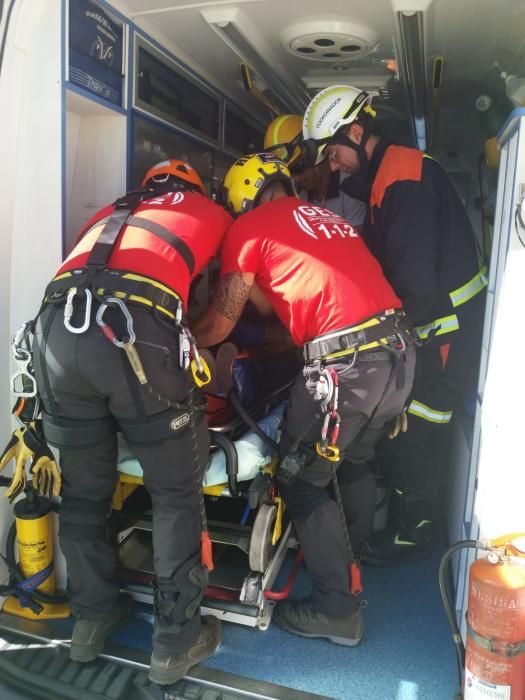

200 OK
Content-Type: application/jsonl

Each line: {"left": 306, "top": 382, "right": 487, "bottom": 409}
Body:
{"left": 341, "top": 140, "right": 487, "bottom": 340}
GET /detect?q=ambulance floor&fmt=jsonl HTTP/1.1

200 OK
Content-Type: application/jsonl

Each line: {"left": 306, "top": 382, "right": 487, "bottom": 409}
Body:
{"left": 0, "top": 544, "right": 459, "bottom": 700}
{"left": 118, "top": 542, "right": 459, "bottom": 700}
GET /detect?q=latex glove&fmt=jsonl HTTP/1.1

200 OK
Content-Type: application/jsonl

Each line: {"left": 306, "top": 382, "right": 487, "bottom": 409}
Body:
{"left": 387, "top": 411, "right": 408, "bottom": 439}
{"left": 30, "top": 443, "right": 61, "bottom": 497}
{"left": 0, "top": 427, "right": 31, "bottom": 502}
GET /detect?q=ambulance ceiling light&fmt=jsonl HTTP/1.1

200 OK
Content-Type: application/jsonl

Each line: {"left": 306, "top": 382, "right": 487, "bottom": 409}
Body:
{"left": 281, "top": 17, "right": 379, "bottom": 63}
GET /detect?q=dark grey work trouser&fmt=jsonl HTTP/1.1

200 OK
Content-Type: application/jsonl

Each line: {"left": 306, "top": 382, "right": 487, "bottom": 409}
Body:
{"left": 33, "top": 304, "right": 209, "bottom": 655}
{"left": 279, "top": 346, "right": 416, "bottom": 617}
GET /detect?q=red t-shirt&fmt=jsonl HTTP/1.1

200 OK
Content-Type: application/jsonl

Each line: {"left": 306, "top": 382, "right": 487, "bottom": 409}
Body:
{"left": 58, "top": 191, "right": 232, "bottom": 308}
{"left": 220, "top": 197, "right": 401, "bottom": 346}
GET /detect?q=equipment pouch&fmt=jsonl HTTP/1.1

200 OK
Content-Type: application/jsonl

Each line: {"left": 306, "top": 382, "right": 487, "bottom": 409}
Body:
{"left": 277, "top": 451, "right": 308, "bottom": 486}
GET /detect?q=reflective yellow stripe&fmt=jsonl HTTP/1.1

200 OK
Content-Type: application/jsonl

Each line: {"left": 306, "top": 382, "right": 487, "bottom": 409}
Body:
{"left": 449, "top": 266, "right": 488, "bottom": 308}
{"left": 408, "top": 400, "right": 453, "bottom": 424}
{"left": 272, "top": 115, "right": 290, "bottom": 144}
{"left": 415, "top": 314, "right": 459, "bottom": 340}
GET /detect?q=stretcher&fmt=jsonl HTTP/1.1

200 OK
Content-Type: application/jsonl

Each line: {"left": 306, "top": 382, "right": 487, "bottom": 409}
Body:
{"left": 112, "top": 370, "right": 297, "bottom": 630}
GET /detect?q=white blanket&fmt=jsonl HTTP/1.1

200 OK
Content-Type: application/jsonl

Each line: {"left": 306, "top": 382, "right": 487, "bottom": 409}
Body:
{"left": 117, "top": 402, "right": 285, "bottom": 487}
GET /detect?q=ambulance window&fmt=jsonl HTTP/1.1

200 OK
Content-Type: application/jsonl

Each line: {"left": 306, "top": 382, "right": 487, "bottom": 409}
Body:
{"left": 224, "top": 108, "right": 264, "bottom": 154}
{"left": 136, "top": 45, "right": 220, "bottom": 142}
{"left": 132, "top": 115, "right": 214, "bottom": 193}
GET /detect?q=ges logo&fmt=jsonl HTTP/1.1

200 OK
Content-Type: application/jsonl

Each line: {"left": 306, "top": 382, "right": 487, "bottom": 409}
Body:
{"left": 293, "top": 205, "right": 359, "bottom": 241}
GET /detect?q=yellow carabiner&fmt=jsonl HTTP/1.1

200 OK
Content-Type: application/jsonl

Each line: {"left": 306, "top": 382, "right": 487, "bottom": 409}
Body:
{"left": 191, "top": 356, "right": 212, "bottom": 388}
{"left": 315, "top": 442, "right": 340, "bottom": 462}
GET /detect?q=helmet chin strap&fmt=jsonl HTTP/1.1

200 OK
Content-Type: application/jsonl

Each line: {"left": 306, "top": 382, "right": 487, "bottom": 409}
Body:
{"left": 330, "top": 120, "right": 372, "bottom": 170}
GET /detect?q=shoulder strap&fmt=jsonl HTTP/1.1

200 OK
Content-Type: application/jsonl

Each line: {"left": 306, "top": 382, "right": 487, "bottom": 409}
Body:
{"left": 85, "top": 186, "right": 195, "bottom": 274}
{"left": 86, "top": 190, "right": 146, "bottom": 268}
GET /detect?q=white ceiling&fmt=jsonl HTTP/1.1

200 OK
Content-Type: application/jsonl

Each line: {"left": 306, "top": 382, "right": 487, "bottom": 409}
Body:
{"left": 123, "top": 0, "right": 525, "bottom": 167}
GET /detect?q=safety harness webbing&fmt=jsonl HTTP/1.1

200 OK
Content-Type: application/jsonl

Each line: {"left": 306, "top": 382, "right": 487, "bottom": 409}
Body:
{"left": 86, "top": 189, "right": 195, "bottom": 275}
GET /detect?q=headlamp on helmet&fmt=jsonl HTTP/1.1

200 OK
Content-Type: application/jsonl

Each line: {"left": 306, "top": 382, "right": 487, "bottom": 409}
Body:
{"left": 219, "top": 153, "right": 296, "bottom": 216}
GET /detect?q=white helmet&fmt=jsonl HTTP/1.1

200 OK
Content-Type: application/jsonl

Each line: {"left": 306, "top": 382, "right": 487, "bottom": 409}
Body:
{"left": 303, "top": 85, "right": 376, "bottom": 164}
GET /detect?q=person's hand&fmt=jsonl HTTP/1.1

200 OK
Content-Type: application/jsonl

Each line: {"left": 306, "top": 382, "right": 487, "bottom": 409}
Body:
{"left": 387, "top": 411, "right": 408, "bottom": 439}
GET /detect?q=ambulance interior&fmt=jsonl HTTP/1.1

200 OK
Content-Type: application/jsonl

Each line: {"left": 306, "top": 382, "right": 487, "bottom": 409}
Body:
{"left": 1, "top": 1, "right": 525, "bottom": 698}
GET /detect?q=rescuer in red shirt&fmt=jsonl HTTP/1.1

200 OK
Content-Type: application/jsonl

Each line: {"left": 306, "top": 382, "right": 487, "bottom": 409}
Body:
{"left": 31, "top": 160, "right": 231, "bottom": 685}
{"left": 192, "top": 153, "right": 416, "bottom": 645}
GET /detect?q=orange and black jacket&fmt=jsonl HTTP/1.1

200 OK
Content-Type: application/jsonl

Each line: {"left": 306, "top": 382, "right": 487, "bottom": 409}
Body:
{"left": 343, "top": 140, "right": 487, "bottom": 340}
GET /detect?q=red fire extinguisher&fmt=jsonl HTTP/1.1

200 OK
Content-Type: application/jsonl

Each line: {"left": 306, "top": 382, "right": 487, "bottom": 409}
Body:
{"left": 440, "top": 533, "right": 525, "bottom": 700}
{"left": 464, "top": 534, "right": 525, "bottom": 699}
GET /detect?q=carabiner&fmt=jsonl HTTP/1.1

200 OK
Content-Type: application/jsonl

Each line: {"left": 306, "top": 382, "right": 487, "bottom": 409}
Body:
{"left": 64, "top": 288, "right": 92, "bottom": 334}
{"left": 11, "top": 348, "right": 38, "bottom": 398}
{"left": 95, "top": 297, "right": 136, "bottom": 347}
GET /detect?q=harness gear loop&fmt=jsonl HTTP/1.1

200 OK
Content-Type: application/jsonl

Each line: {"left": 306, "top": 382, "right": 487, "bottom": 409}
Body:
{"left": 11, "top": 323, "right": 38, "bottom": 400}
{"left": 63, "top": 288, "right": 92, "bottom": 334}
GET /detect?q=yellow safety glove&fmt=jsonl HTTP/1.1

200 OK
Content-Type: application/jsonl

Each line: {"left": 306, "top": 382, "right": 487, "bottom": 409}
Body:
{"left": 0, "top": 427, "right": 31, "bottom": 502}
{"left": 29, "top": 443, "right": 61, "bottom": 498}
{"left": 387, "top": 411, "right": 408, "bottom": 439}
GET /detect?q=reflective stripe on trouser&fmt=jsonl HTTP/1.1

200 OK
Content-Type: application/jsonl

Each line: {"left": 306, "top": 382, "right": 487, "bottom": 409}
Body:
{"left": 32, "top": 304, "right": 208, "bottom": 654}
{"left": 279, "top": 346, "right": 416, "bottom": 615}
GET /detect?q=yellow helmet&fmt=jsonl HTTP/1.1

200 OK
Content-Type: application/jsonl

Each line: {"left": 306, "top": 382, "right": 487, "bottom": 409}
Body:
{"left": 220, "top": 153, "right": 296, "bottom": 216}
{"left": 263, "top": 115, "right": 303, "bottom": 168}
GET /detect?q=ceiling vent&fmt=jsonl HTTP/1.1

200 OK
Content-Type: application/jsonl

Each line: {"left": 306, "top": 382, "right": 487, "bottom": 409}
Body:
{"left": 281, "top": 18, "right": 378, "bottom": 62}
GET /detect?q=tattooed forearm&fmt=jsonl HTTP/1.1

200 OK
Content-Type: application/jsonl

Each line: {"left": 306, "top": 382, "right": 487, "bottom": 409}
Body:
{"left": 213, "top": 272, "right": 251, "bottom": 321}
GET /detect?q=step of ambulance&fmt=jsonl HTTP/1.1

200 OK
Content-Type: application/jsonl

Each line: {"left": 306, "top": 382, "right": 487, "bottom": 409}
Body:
{"left": 0, "top": 614, "right": 329, "bottom": 700}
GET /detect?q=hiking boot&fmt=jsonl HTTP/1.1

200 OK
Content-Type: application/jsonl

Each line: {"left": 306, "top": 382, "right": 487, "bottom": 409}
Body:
{"left": 70, "top": 594, "right": 134, "bottom": 662}
{"left": 360, "top": 522, "right": 432, "bottom": 566}
{"left": 273, "top": 598, "right": 363, "bottom": 647}
{"left": 149, "top": 616, "right": 222, "bottom": 686}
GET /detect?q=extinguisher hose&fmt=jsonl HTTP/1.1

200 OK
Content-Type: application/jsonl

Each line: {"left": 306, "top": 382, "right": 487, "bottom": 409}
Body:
{"left": 438, "top": 539, "right": 486, "bottom": 690}
{"left": 3, "top": 517, "right": 69, "bottom": 606}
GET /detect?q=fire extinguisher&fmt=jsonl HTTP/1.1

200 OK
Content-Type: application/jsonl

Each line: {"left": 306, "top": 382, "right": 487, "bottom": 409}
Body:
{"left": 440, "top": 534, "right": 525, "bottom": 700}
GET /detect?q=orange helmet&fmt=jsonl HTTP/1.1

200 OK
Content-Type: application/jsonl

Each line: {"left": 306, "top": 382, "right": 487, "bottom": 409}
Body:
{"left": 141, "top": 159, "right": 206, "bottom": 195}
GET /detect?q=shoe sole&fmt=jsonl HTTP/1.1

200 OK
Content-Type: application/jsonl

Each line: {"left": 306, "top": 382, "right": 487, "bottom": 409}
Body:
{"left": 273, "top": 616, "right": 363, "bottom": 647}
{"left": 148, "top": 619, "right": 223, "bottom": 686}
{"left": 70, "top": 596, "right": 134, "bottom": 663}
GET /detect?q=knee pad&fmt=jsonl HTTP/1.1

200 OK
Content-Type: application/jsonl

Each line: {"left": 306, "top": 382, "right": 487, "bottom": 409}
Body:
{"left": 154, "top": 556, "right": 208, "bottom": 625}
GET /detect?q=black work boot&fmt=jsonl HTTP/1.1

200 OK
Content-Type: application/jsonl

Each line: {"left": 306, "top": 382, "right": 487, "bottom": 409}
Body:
{"left": 360, "top": 486, "right": 436, "bottom": 566}
{"left": 273, "top": 598, "right": 364, "bottom": 646}
{"left": 70, "top": 593, "right": 134, "bottom": 662}
{"left": 149, "top": 616, "right": 222, "bottom": 686}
